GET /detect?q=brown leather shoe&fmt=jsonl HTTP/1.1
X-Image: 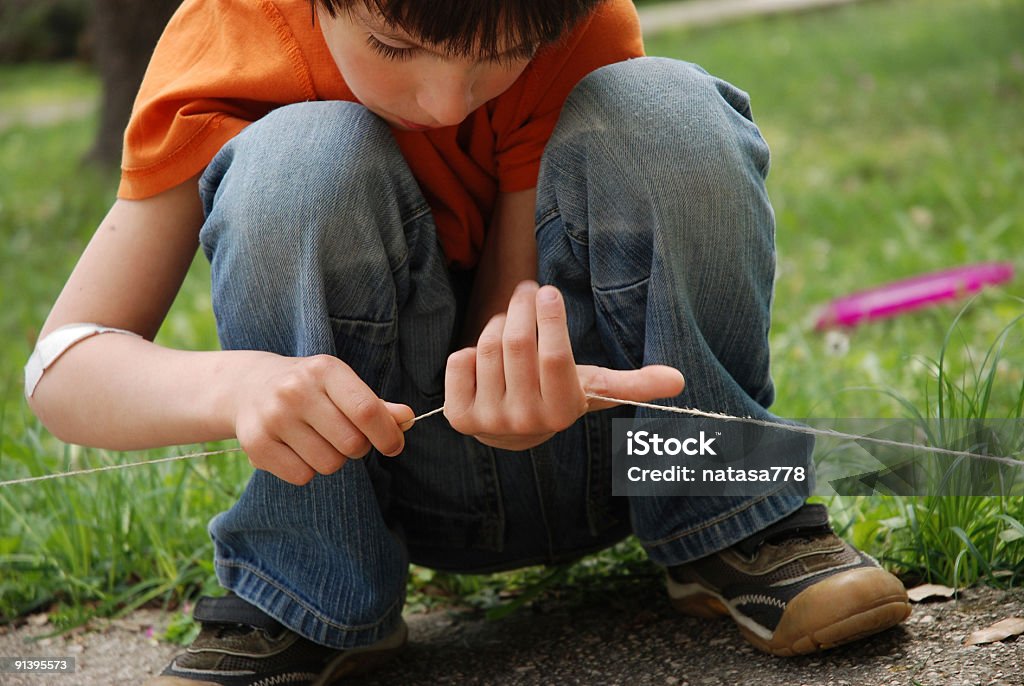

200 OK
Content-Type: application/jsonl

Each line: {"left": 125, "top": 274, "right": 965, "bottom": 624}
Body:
{"left": 667, "top": 504, "right": 911, "bottom": 656}
{"left": 145, "top": 594, "right": 406, "bottom": 685}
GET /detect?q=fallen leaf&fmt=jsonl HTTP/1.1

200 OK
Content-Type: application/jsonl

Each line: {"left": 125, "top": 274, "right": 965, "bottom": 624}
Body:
{"left": 907, "top": 583, "right": 957, "bottom": 602}
{"left": 964, "top": 617, "right": 1024, "bottom": 646}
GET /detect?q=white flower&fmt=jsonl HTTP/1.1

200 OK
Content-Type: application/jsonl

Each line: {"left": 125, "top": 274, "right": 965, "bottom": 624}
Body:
{"left": 824, "top": 329, "right": 850, "bottom": 357}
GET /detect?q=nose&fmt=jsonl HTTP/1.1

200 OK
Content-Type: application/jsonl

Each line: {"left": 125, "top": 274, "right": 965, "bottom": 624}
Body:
{"left": 417, "top": 70, "right": 475, "bottom": 127}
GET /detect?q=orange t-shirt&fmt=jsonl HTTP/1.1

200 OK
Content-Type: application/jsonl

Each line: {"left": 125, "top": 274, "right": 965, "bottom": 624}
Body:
{"left": 119, "top": 0, "right": 644, "bottom": 268}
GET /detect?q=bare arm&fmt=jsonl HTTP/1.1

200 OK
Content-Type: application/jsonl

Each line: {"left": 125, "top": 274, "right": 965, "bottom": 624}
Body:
{"left": 29, "top": 177, "right": 411, "bottom": 484}
{"left": 28, "top": 175, "right": 232, "bottom": 448}
{"left": 460, "top": 188, "right": 538, "bottom": 344}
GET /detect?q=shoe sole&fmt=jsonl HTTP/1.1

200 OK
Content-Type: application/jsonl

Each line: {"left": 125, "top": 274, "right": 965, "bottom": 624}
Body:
{"left": 313, "top": 619, "right": 409, "bottom": 685}
{"left": 669, "top": 567, "right": 912, "bottom": 656}
{"left": 146, "top": 621, "right": 409, "bottom": 685}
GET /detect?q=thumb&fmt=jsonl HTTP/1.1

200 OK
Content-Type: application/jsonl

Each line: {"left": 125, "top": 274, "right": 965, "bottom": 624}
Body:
{"left": 579, "top": 364, "right": 684, "bottom": 411}
{"left": 385, "top": 401, "right": 417, "bottom": 431}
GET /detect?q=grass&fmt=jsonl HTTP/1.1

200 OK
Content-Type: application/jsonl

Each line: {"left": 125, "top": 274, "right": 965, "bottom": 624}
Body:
{"left": 643, "top": 0, "right": 1024, "bottom": 421}
{"left": 827, "top": 305, "right": 1024, "bottom": 588}
{"left": 0, "top": 62, "right": 97, "bottom": 110}
{"left": 1, "top": 0, "right": 1023, "bottom": 626}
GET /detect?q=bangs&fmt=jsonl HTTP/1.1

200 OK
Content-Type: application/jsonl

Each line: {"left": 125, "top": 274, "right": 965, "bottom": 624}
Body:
{"left": 315, "top": 0, "right": 604, "bottom": 58}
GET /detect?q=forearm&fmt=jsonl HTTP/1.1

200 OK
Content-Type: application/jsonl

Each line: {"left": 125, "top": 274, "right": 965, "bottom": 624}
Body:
{"left": 464, "top": 236, "right": 536, "bottom": 340}
{"left": 461, "top": 188, "right": 538, "bottom": 344}
{"left": 28, "top": 333, "right": 270, "bottom": 450}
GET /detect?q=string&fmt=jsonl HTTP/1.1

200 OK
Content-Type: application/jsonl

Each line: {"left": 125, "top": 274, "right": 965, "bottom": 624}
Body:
{"left": 0, "top": 448, "right": 242, "bottom": 486}
{"left": 0, "top": 406, "right": 445, "bottom": 487}
{"left": 405, "top": 405, "right": 445, "bottom": 424}
{"left": 584, "top": 395, "right": 1024, "bottom": 468}
{"left": 1, "top": 396, "right": 1020, "bottom": 488}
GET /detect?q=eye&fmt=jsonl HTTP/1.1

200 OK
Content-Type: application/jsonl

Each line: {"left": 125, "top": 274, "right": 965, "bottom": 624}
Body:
{"left": 489, "top": 43, "right": 539, "bottom": 66}
{"left": 366, "top": 34, "right": 415, "bottom": 61}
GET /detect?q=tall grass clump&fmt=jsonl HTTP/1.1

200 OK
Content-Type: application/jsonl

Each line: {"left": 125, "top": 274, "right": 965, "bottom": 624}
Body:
{"left": 0, "top": 428, "right": 250, "bottom": 626}
{"left": 845, "top": 299, "right": 1024, "bottom": 588}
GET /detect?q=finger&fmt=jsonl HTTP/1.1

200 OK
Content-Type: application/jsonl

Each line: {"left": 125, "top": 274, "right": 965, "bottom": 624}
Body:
{"left": 248, "top": 441, "right": 317, "bottom": 486}
{"left": 322, "top": 373, "right": 406, "bottom": 457}
{"left": 578, "top": 364, "right": 685, "bottom": 410}
{"left": 502, "top": 281, "right": 540, "bottom": 397}
{"left": 473, "top": 430, "right": 556, "bottom": 451}
{"left": 276, "top": 422, "right": 350, "bottom": 474}
{"left": 536, "top": 286, "right": 584, "bottom": 410}
{"left": 475, "top": 313, "right": 507, "bottom": 406}
{"left": 299, "top": 395, "right": 373, "bottom": 458}
{"left": 444, "top": 347, "right": 477, "bottom": 429}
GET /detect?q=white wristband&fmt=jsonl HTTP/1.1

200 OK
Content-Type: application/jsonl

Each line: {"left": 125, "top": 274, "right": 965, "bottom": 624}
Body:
{"left": 25, "top": 323, "right": 142, "bottom": 398}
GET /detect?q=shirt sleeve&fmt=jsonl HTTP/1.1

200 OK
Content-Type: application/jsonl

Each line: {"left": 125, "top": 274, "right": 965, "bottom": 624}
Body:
{"left": 491, "top": 0, "right": 645, "bottom": 193}
{"left": 118, "top": 0, "right": 318, "bottom": 199}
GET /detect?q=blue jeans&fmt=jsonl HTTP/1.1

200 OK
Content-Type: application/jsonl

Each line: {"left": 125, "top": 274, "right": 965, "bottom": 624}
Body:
{"left": 198, "top": 58, "right": 806, "bottom": 649}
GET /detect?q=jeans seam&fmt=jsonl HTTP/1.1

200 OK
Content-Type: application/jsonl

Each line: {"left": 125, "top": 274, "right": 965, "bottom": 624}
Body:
{"left": 392, "top": 204, "right": 435, "bottom": 278}
{"left": 535, "top": 206, "right": 561, "bottom": 230}
{"left": 592, "top": 275, "right": 651, "bottom": 294}
{"left": 217, "top": 560, "right": 403, "bottom": 632}
{"left": 326, "top": 314, "right": 396, "bottom": 329}
{"left": 402, "top": 203, "right": 433, "bottom": 225}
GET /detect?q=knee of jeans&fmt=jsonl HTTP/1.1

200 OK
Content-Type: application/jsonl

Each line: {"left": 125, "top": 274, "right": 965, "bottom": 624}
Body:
{"left": 198, "top": 101, "right": 402, "bottom": 264}
{"left": 561, "top": 57, "right": 770, "bottom": 184}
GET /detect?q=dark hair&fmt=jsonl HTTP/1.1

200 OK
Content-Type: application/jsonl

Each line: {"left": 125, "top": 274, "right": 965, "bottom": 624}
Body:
{"left": 313, "top": 0, "right": 605, "bottom": 59}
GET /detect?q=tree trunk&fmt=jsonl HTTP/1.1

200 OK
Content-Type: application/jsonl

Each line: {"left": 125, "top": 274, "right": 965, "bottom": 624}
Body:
{"left": 88, "top": 0, "right": 182, "bottom": 165}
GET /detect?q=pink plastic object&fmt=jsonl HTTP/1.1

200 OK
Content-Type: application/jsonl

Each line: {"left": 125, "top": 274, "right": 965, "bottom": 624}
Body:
{"left": 815, "top": 262, "right": 1015, "bottom": 330}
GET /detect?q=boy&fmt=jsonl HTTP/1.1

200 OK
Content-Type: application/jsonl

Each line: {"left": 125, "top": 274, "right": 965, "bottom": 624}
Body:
{"left": 25, "top": 0, "right": 911, "bottom": 683}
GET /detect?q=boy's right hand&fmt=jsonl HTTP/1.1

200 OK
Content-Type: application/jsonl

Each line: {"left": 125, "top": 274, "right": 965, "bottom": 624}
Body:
{"left": 230, "top": 353, "right": 414, "bottom": 485}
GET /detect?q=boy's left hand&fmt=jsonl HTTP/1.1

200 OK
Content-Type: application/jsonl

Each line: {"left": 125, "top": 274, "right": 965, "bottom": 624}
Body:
{"left": 443, "top": 281, "right": 685, "bottom": 451}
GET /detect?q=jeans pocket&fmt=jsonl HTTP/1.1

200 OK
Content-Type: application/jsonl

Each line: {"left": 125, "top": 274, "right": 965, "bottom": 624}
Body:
{"left": 328, "top": 313, "right": 398, "bottom": 381}
{"left": 592, "top": 276, "right": 650, "bottom": 370}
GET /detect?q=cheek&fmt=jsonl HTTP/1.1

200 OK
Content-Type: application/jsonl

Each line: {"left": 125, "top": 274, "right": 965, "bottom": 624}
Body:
{"left": 341, "top": 54, "right": 408, "bottom": 107}
{"left": 470, "top": 62, "right": 530, "bottom": 103}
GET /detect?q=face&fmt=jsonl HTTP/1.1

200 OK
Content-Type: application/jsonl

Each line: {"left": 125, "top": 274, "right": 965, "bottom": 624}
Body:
{"left": 317, "top": 4, "right": 537, "bottom": 131}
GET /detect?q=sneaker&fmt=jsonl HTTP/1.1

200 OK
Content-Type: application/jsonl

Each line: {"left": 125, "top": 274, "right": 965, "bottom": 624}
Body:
{"left": 146, "top": 594, "right": 407, "bottom": 685}
{"left": 666, "top": 503, "right": 911, "bottom": 656}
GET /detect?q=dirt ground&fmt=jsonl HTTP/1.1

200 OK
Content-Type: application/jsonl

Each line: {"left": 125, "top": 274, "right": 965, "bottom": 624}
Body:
{"left": 1, "top": 584, "right": 1021, "bottom": 686}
